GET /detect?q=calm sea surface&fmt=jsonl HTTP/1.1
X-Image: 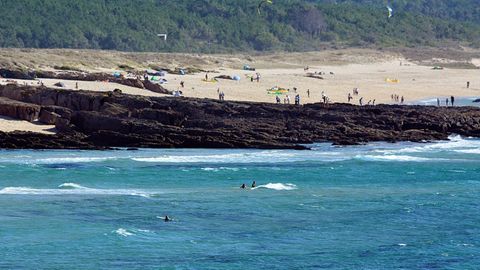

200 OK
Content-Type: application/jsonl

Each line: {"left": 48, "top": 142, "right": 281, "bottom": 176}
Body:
{"left": 0, "top": 135, "right": 479, "bottom": 269}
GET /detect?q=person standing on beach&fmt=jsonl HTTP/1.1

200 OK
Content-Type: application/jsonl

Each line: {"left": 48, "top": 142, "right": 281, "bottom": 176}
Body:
{"left": 276, "top": 95, "right": 281, "bottom": 104}
{"left": 348, "top": 93, "right": 352, "bottom": 102}
{"left": 75, "top": 82, "right": 78, "bottom": 89}
{"left": 451, "top": 96, "right": 455, "bottom": 106}
{"left": 401, "top": 96, "right": 404, "bottom": 104}
{"left": 446, "top": 98, "right": 449, "bottom": 106}
{"left": 180, "top": 81, "right": 184, "bottom": 88}
{"left": 437, "top": 98, "right": 440, "bottom": 106}
{"left": 205, "top": 72, "right": 209, "bottom": 81}
{"left": 359, "top": 97, "right": 363, "bottom": 106}
{"left": 286, "top": 95, "right": 290, "bottom": 104}
{"left": 467, "top": 81, "right": 470, "bottom": 88}
{"left": 307, "top": 89, "right": 310, "bottom": 98}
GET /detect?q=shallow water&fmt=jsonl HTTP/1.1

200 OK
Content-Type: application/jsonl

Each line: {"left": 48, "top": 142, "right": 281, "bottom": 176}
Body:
{"left": 413, "top": 96, "right": 480, "bottom": 107}
{"left": 0, "top": 135, "right": 479, "bottom": 269}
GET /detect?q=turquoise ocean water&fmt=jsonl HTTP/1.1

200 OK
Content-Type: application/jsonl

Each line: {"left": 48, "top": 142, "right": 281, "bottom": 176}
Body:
{"left": 1, "top": 135, "right": 479, "bottom": 269}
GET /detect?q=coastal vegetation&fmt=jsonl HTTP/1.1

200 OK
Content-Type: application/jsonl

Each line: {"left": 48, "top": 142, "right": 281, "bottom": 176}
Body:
{"left": 0, "top": 0, "right": 479, "bottom": 52}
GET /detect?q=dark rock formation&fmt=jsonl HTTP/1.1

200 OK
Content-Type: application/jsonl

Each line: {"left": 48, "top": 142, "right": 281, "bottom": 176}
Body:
{"left": 214, "top": 75, "right": 234, "bottom": 80}
{"left": 0, "top": 97, "right": 40, "bottom": 121}
{"left": 0, "top": 68, "right": 171, "bottom": 94}
{"left": 143, "top": 80, "right": 170, "bottom": 94}
{"left": 0, "top": 84, "right": 480, "bottom": 150}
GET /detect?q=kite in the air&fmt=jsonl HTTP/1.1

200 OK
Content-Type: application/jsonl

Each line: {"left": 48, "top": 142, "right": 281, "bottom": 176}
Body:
{"left": 258, "top": 0, "right": 273, "bottom": 15}
{"left": 387, "top": 5, "right": 393, "bottom": 18}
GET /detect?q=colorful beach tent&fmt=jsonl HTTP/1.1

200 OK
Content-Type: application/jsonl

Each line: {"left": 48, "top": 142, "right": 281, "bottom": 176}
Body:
{"left": 385, "top": 78, "right": 399, "bottom": 83}
{"left": 267, "top": 86, "right": 288, "bottom": 95}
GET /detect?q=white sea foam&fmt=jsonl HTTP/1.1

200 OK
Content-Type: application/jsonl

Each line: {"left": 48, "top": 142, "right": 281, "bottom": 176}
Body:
{"left": 132, "top": 151, "right": 297, "bottom": 164}
{"left": 252, "top": 183, "right": 297, "bottom": 191}
{"left": 376, "top": 135, "right": 480, "bottom": 155}
{"left": 455, "top": 149, "right": 480, "bottom": 154}
{"left": 58, "top": 183, "right": 86, "bottom": 189}
{"left": 201, "top": 167, "right": 241, "bottom": 172}
{"left": 114, "top": 228, "right": 134, "bottom": 237}
{"left": 0, "top": 156, "right": 120, "bottom": 165}
{"left": 0, "top": 183, "right": 154, "bottom": 197}
{"left": 357, "top": 155, "right": 435, "bottom": 162}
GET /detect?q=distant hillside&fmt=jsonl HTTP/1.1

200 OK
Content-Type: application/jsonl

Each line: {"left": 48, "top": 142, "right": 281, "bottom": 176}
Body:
{"left": 0, "top": 0, "right": 479, "bottom": 52}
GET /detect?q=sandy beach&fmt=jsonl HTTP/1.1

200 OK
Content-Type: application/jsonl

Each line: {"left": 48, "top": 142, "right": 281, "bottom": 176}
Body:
{"left": 162, "top": 60, "right": 480, "bottom": 105}
{"left": 1, "top": 48, "right": 479, "bottom": 133}
{"left": 0, "top": 116, "right": 55, "bottom": 134}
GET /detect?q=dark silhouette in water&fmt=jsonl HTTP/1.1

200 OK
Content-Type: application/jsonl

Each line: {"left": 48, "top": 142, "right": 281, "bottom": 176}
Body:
{"left": 240, "top": 184, "right": 246, "bottom": 189}
{"left": 251, "top": 181, "right": 256, "bottom": 188}
{"left": 164, "top": 215, "right": 171, "bottom": 222}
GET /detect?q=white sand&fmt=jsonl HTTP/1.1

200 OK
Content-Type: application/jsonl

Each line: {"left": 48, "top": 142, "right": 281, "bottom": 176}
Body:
{"left": 0, "top": 116, "right": 55, "bottom": 134}
{"left": 165, "top": 60, "right": 480, "bottom": 105}
{"left": 1, "top": 51, "right": 480, "bottom": 134}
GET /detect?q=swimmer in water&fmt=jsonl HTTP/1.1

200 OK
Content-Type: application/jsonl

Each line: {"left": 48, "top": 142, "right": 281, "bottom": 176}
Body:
{"left": 251, "top": 181, "right": 256, "bottom": 188}
{"left": 240, "top": 184, "right": 246, "bottom": 189}
{"left": 164, "top": 215, "right": 171, "bottom": 222}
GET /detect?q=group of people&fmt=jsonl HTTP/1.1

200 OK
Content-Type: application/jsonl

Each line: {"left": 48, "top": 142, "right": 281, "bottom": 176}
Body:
{"left": 321, "top": 91, "right": 330, "bottom": 104}
{"left": 358, "top": 97, "right": 376, "bottom": 106}
{"left": 241, "top": 181, "right": 256, "bottom": 189}
{"left": 275, "top": 94, "right": 302, "bottom": 105}
{"left": 218, "top": 89, "right": 225, "bottom": 100}
{"left": 437, "top": 96, "right": 455, "bottom": 106}
{"left": 249, "top": 72, "right": 261, "bottom": 83}
{"left": 391, "top": 94, "right": 405, "bottom": 104}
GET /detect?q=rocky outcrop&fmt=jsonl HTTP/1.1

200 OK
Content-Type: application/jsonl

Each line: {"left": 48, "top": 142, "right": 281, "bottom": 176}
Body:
{"left": 0, "top": 84, "right": 480, "bottom": 149}
{"left": 0, "top": 68, "right": 171, "bottom": 94}
{"left": 0, "top": 97, "right": 40, "bottom": 121}
{"left": 143, "top": 80, "right": 171, "bottom": 94}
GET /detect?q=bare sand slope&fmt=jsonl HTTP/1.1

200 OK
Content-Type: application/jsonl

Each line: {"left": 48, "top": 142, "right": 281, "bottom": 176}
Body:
{"left": 0, "top": 116, "right": 55, "bottom": 134}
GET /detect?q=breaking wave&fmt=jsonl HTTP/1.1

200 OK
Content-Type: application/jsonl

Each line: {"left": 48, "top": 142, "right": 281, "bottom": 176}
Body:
{"left": 114, "top": 228, "right": 134, "bottom": 237}
{"left": 0, "top": 183, "right": 154, "bottom": 197}
{"left": 252, "top": 183, "right": 297, "bottom": 191}
{"left": 356, "top": 155, "right": 441, "bottom": 162}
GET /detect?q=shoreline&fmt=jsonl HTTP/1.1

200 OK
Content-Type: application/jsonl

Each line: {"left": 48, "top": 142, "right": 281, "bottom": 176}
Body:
{"left": 0, "top": 85, "right": 479, "bottom": 150}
